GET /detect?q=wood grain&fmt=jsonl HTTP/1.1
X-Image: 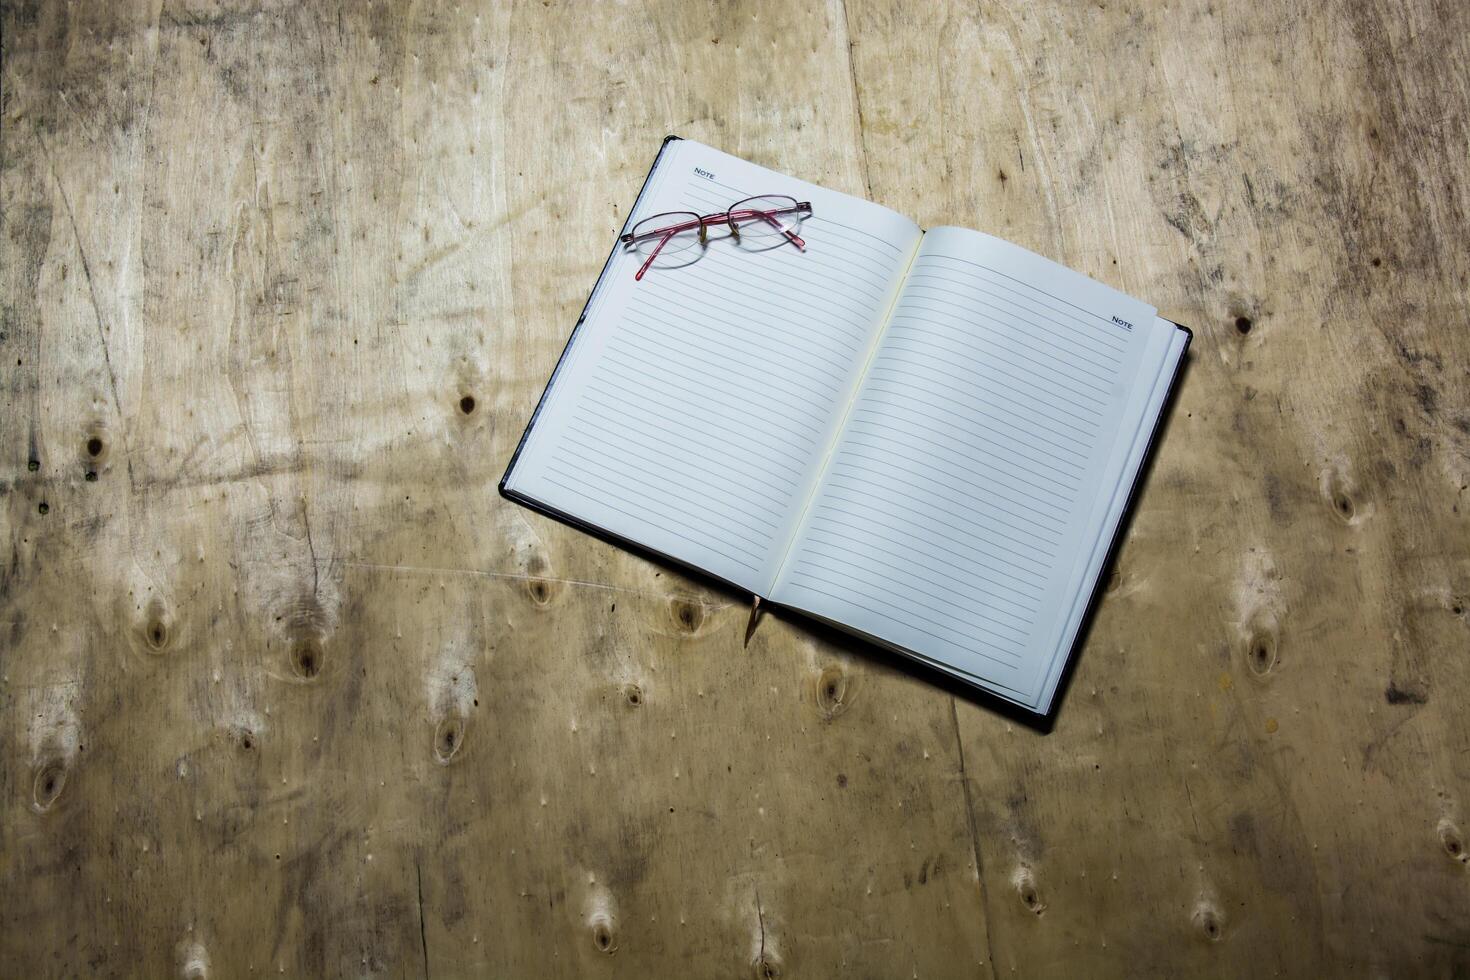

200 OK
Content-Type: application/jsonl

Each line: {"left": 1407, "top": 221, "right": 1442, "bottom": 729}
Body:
{"left": 2, "top": 0, "right": 1466, "bottom": 975}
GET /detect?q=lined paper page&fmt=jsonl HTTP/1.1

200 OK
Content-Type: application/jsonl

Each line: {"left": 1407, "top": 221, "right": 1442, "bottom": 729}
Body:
{"left": 774, "top": 227, "right": 1171, "bottom": 706}
{"left": 505, "top": 140, "right": 921, "bottom": 593}
{"left": 1029, "top": 319, "right": 1188, "bottom": 711}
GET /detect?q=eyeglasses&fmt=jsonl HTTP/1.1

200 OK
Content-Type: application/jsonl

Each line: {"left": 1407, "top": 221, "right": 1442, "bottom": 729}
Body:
{"left": 619, "top": 195, "right": 813, "bottom": 280}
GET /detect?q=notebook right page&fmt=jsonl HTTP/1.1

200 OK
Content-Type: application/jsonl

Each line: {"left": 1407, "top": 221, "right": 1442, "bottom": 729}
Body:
{"left": 772, "top": 227, "right": 1176, "bottom": 710}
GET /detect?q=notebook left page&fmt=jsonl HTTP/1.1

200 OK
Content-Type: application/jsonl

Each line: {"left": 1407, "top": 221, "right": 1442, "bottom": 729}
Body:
{"left": 503, "top": 139, "right": 922, "bottom": 594}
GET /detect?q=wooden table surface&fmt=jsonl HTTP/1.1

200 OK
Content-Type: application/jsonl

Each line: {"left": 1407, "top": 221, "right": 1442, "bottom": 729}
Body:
{"left": 3, "top": 1, "right": 1468, "bottom": 976}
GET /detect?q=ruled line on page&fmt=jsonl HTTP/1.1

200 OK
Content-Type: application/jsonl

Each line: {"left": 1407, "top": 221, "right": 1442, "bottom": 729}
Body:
{"left": 597, "top": 348, "right": 824, "bottom": 442}
{"left": 559, "top": 431, "right": 782, "bottom": 532}
{"left": 846, "top": 405, "right": 1082, "bottom": 494}
{"left": 607, "top": 330, "right": 835, "bottom": 418}
{"left": 787, "top": 558, "right": 1029, "bottom": 654}
{"left": 545, "top": 453, "right": 776, "bottom": 541}
{"left": 866, "top": 350, "right": 1096, "bottom": 443}
{"left": 817, "top": 463, "right": 1065, "bottom": 571}
{"left": 848, "top": 401, "right": 1083, "bottom": 496}
{"left": 839, "top": 427, "right": 1071, "bottom": 520}
{"left": 656, "top": 223, "right": 896, "bottom": 310}
{"left": 774, "top": 229, "right": 1152, "bottom": 677}
{"left": 799, "top": 508, "right": 1049, "bottom": 605}
{"left": 882, "top": 326, "right": 1106, "bottom": 419}
{"left": 781, "top": 573, "right": 1023, "bottom": 669}
{"left": 802, "top": 522, "right": 1045, "bottom": 618}
{"left": 820, "top": 477, "right": 1058, "bottom": 576}
{"left": 807, "top": 498, "right": 1051, "bottom": 588}
{"left": 832, "top": 445, "right": 1066, "bottom": 539}
{"left": 790, "top": 552, "right": 1031, "bottom": 646}
{"left": 564, "top": 408, "right": 799, "bottom": 505}
{"left": 580, "top": 373, "right": 817, "bottom": 473}
{"left": 842, "top": 417, "right": 1071, "bottom": 511}
{"left": 902, "top": 272, "right": 1124, "bottom": 371}
{"left": 618, "top": 306, "right": 844, "bottom": 397}
{"left": 792, "top": 547, "right": 1035, "bottom": 643}
{"left": 542, "top": 473, "right": 764, "bottom": 573}
{"left": 683, "top": 183, "right": 905, "bottom": 293}
{"left": 694, "top": 179, "right": 904, "bottom": 258}
{"left": 865, "top": 361, "right": 1092, "bottom": 459}
{"left": 578, "top": 380, "right": 807, "bottom": 484}
{"left": 917, "top": 254, "right": 1130, "bottom": 353}
{"left": 796, "top": 531, "right": 1038, "bottom": 620}
{"left": 627, "top": 295, "right": 856, "bottom": 376}
{"left": 642, "top": 234, "right": 890, "bottom": 335}
{"left": 641, "top": 266, "right": 869, "bottom": 354}
{"left": 630, "top": 287, "right": 859, "bottom": 369}
{"left": 874, "top": 337, "right": 1103, "bottom": 429}
{"left": 890, "top": 304, "right": 1114, "bottom": 402}
{"left": 664, "top": 258, "right": 883, "bottom": 336}
{"left": 533, "top": 156, "right": 922, "bottom": 590}
{"left": 859, "top": 383, "right": 1084, "bottom": 482}
{"left": 825, "top": 460, "right": 1062, "bottom": 555}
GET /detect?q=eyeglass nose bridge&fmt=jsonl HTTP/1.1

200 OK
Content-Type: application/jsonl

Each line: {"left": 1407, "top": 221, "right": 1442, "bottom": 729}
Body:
{"left": 725, "top": 200, "right": 812, "bottom": 236}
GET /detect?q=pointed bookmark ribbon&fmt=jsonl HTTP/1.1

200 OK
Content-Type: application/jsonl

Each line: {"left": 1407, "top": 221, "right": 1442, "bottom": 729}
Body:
{"left": 743, "top": 595, "right": 763, "bottom": 648}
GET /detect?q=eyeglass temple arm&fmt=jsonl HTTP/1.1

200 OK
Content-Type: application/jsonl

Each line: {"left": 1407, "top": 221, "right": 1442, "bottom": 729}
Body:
{"left": 770, "top": 211, "right": 806, "bottom": 251}
{"left": 631, "top": 228, "right": 679, "bottom": 281}
{"left": 733, "top": 203, "right": 810, "bottom": 250}
{"left": 621, "top": 203, "right": 811, "bottom": 280}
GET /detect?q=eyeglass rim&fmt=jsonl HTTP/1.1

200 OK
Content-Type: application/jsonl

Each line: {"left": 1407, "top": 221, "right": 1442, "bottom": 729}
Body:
{"left": 620, "top": 198, "right": 812, "bottom": 245}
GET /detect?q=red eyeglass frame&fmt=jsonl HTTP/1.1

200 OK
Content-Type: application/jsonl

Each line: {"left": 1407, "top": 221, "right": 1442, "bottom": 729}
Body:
{"left": 619, "top": 197, "right": 813, "bottom": 281}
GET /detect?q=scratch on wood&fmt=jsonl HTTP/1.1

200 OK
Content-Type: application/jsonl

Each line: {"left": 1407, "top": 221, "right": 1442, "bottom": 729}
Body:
{"left": 301, "top": 497, "right": 320, "bottom": 599}
{"left": 754, "top": 887, "right": 766, "bottom": 966}
{"left": 36, "top": 129, "right": 134, "bottom": 490}
{"left": 949, "top": 698, "right": 998, "bottom": 978}
{"left": 325, "top": 559, "right": 737, "bottom": 606}
{"left": 416, "top": 859, "right": 429, "bottom": 980}
{"left": 839, "top": 0, "right": 875, "bottom": 200}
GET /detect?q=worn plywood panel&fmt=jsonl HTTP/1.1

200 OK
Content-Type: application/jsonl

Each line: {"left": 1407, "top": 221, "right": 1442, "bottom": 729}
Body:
{"left": 2, "top": 0, "right": 1467, "bottom": 976}
{"left": 1, "top": 2, "right": 987, "bottom": 977}
{"left": 846, "top": 0, "right": 1470, "bottom": 975}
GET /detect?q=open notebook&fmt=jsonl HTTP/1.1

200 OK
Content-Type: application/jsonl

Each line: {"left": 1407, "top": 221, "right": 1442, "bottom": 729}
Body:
{"left": 501, "top": 137, "right": 1190, "bottom": 719}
